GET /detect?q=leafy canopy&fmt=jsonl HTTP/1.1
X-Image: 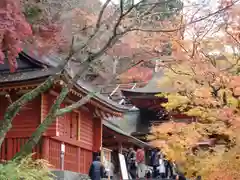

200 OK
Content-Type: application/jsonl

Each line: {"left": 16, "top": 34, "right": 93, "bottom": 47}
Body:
{"left": 149, "top": 2, "right": 240, "bottom": 179}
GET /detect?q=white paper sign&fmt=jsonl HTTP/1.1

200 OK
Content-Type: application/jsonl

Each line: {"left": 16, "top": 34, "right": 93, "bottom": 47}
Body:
{"left": 118, "top": 153, "right": 129, "bottom": 180}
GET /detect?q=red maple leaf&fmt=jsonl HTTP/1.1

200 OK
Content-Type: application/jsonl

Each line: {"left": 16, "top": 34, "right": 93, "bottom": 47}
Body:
{"left": 0, "top": 0, "right": 32, "bottom": 72}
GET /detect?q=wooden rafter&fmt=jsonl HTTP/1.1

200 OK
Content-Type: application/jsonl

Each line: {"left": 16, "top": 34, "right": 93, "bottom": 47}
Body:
{"left": 1, "top": 78, "right": 124, "bottom": 117}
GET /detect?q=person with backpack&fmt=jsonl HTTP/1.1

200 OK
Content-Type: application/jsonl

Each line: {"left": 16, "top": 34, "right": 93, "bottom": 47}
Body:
{"left": 88, "top": 156, "right": 106, "bottom": 180}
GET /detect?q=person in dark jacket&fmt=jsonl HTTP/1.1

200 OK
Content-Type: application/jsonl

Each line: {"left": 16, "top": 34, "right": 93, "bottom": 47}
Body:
{"left": 165, "top": 158, "right": 174, "bottom": 178}
{"left": 150, "top": 148, "right": 160, "bottom": 178}
{"left": 175, "top": 172, "right": 187, "bottom": 180}
{"left": 89, "top": 156, "right": 105, "bottom": 180}
{"left": 196, "top": 175, "right": 202, "bottom": 180}
{"left": 127, "top": 147, "right": 137, "bottom": 179}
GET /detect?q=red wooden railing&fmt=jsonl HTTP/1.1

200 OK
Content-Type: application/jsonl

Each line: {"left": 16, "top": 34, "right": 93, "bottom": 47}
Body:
{"left": 0, "top": 137, "right": 41, "bottom": 161}
{"left": 48, "top": 138, "right": 92, "bottom": 174}
{"left": 48, "top": 138, "right": 61, "bottom": 169}
{"left": 0, "top": 137, "right": 93, "bottom": 175}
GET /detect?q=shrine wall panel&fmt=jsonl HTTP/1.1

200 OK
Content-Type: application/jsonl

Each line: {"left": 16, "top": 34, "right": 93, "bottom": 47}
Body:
{"left": 0, "top": 95, "right": 41, "bottom": 138}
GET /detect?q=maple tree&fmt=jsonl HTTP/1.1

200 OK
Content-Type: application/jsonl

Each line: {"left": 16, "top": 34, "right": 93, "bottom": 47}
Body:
{"left": 0, "top": 0, "right": 187, "bottom": 158}
{"left": 0, "top": 0, "right": 32, "bottom": 72}
{"left": 149, "top": 1, "right": 240, "bottom": 179}
{"left": 117, "top": 1, "right": 184, "bottom": 83}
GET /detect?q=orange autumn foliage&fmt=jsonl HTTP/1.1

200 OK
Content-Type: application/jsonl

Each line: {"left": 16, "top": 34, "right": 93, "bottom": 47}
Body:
{"left": 150, "top": 1, "right": 240, "bottom": 179}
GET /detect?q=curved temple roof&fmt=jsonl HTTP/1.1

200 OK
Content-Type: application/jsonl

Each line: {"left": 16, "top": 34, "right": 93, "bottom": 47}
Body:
{"left": 121, "top": 71, "right": 174, "bottom": 96}
{"left": 0, "top": 51, "right": 130, "bottom": 113}
{"left": 103, "top": 119, "right": 151, "bottom": 148}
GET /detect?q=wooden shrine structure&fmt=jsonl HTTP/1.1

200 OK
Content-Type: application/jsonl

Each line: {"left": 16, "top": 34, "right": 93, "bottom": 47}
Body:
{"left": 102, "top": 119, "right": 151, "bottom": 179}
{"left": 121, "top": 71, "right": 192, "bottom": 141}
{"left": 0, "top": 52, "right": 133, "bottom": 174}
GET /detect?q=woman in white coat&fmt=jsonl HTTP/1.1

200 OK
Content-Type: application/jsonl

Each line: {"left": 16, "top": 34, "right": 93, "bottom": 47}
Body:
{"left": 157, "top": 153, "right": 166, "bottom": 178}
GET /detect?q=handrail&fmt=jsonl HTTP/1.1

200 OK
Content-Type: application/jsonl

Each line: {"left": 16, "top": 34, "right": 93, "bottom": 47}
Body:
{"left": 109, "top": 84, "right": 120, "bottom": 98}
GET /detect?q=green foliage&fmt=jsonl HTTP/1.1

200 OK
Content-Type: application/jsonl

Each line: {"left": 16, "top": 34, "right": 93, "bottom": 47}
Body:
{"left": 137, "top": 0, "right": 183, "bottom": 20}
{"left": 23, "top": 5, "right": 42, "bottom": 23}
{"left": 0, "top": 154, "right": 54, "bottom": 180}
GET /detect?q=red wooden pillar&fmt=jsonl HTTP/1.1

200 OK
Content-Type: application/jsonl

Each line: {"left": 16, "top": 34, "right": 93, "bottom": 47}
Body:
{"left": 77, "top": 147, "right": 81, "bottom": 173}
{"left": 42, "top": 137, "right": 49, "bottom": 161}
{"left": 118, "top": 143, "right": 123, "bottom": 154}
{"left": 93, "top": 117, "right": 102, "bottom": 152}
{"left": 7, "top": 138, "right": 13, "bottom": 160}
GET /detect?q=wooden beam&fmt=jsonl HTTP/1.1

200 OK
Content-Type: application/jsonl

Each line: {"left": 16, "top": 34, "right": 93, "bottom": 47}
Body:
{"left": 77, "top": 111, "right": 81, "bottom": 141}
{"left": 49, "top": 90, "right": 90, "bottom": 112}
{"left": 0, "top": 91, "right": 7, "bottom": 95}
{"left": 118, "top": 143, "right": 123, "bottom": 153}
{"left": 41, "top": 137, "right": 49, "bottom": 160}
{"left": 102, "top": 135, "right": 116, "bottom": 140}
{"left": 40, "top": 94, "right": 44, "bottom": 123}
{"left": 0, "top": 82, "right": 41, "bottom": 91}
{"left": 16, "top": 89, "right": 31, "bottom": 94}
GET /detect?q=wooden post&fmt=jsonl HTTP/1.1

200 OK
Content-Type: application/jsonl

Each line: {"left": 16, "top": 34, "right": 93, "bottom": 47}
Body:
{"left": 60, "top": 143, "right": 65, "bottom": 170}
{"left": 7, "top": 138, "right": 13, "bottom": 160}
{"left": 41, "top": 137, "right": 49, "bottom": 161}
{"left": 118, "top": 143, "right": 123, "bottom": 154}
{"left": 77, "top": 147, "right": 81, "bottom": 173}
{"left": 93, "top": 117, "right": 102, "bottom": 152}
{"left": 77, "top": 112, "right": 81, "bottom": 141}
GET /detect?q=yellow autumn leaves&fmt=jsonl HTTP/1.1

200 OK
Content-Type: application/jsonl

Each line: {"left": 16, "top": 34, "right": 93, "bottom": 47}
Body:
{"left": 149, "top": 49, "right": 240, "bottom": 179}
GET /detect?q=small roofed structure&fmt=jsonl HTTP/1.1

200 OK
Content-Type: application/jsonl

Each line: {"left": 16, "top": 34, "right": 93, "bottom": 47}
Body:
{"left": 102, "top": 119, "right": 150, "bottom": 150}
{"left": 102, "top": 118, "right": 152, "bottom": 180}
{"left": 121, "top": 71, "right": 191, "bottom": 141}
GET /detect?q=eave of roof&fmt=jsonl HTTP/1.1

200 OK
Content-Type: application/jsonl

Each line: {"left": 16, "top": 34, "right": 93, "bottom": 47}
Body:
{"left": 61, "top": 72, "right": 130, "bottom": 113}
{"left": 121, "top": 71, "right": 174, "bottom": 95}
{"left": 0, "top": 68, "right": 58, "bottom": 84}
{"left": 103, "top": 119, "right": 151, "bottom": 148}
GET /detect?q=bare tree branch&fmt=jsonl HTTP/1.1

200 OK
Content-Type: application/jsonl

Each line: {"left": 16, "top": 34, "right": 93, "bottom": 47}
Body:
{"left": 95, "top": 0, "right": 112, "bottom": 30}
{"left": 57, "top": 59, "right": 144, "bottom": 115}
{"left": 56, "top": 94, "right": 92, "bottom": 116}
{"left": 129, "top": 1, "right": 238, "bottom": 33}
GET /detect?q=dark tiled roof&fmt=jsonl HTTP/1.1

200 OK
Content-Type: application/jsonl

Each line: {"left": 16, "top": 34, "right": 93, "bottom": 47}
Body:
{"left": 0, "top": 51, "right": 130, "bottom": 112}
{"left": 75, "top": 79, "right": 131, "bottom": 112}
{"left": 0, "top": 68, "right": 57, "bottom": 84}
{"left": 122, "top": 71, "right": 174, "bottom": 95}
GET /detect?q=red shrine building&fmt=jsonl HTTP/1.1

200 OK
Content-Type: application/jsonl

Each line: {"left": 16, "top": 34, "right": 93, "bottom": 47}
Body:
{"left": 121, "top": 71, "right": 193, "bottom": 141}
{"left": 0, "top": 52, "right": 147, "bottom": 174}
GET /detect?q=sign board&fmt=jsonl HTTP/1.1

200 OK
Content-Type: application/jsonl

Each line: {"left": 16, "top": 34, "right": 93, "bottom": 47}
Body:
{"left": 61, "top": 143, "right": 65, "bottom": 153}
{"left": 118, "top": 153, "right": 129, "bottom": 180}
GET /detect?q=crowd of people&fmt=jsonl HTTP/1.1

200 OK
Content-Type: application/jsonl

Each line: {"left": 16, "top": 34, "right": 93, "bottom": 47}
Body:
{"left": 125, "top": 147, "right": 146, "bottom": 179}
{"left": 148, "top": 148, "right": 186, "bottom": 180}
{"left": 125, "top": 147, "right": 188, "bottom": 180}
{"left": 88, "top": 147, "right": 200, "bottom": 180}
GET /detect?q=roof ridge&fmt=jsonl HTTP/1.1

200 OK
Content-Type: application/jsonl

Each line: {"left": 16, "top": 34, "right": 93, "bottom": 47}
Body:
{"left": 20, "top": 51, "right": 51, "bottom": 68}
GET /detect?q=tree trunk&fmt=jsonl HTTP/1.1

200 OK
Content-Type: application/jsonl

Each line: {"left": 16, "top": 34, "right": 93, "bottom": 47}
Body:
{"left": 0, "top": 76, "right": 55, "bottom": 147}
{"left": 13, "top": 90, "right": 93, "bottom": 159}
